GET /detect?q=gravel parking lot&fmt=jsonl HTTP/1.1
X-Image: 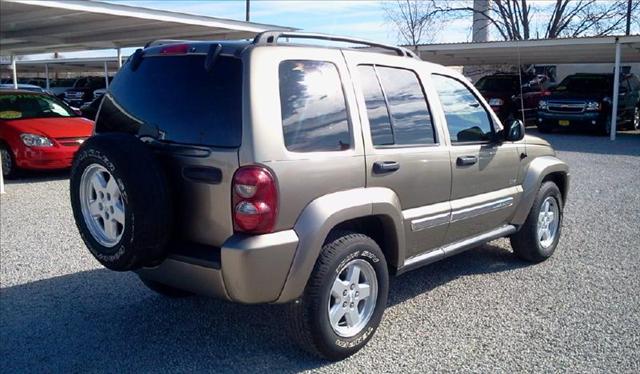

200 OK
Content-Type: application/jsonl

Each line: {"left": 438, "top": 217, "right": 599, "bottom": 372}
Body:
{"left": 1, "top": 130, "right": 639, "bottom": 373}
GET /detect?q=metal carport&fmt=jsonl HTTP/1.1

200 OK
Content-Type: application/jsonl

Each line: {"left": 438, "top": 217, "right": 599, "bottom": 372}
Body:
{"left": 0, "top": 0, "right": 292, "bottom": 88}
{"left": 413, "top": 35, "right": 640, "bottom": 140}
{"left": 0, "top": 0, "right": 292, "bottom": 192}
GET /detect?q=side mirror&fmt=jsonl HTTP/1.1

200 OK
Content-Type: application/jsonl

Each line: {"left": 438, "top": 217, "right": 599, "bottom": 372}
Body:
{"left": 505, "top": 119, "right": 525, "bottom": 141}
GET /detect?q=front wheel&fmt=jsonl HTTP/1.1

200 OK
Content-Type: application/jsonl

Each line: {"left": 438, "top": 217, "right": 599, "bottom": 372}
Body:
{"left": 0, "top": 144, "right": 17, "bottom": 178}
{"left": 287, "top": 232, "right": 389, "bottom": 360}
{"left": 510, "top": 181, "right": 563, "bottom": 262}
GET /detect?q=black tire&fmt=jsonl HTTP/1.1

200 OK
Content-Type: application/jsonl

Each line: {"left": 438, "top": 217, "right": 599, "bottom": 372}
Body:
{"left": 140, "top": 277, "right": 192, "bottom": 298}
{"left": 537, "top": 122, "right": 553, "bottom": 133}
{"left": 597, "top": 115, "right": 612, "bottom": 136}
{"left": 510, "top": 181, "right": 563, "bottom": 263}
{"left": 70, "top": 133, "right": 172, "bottom": 271}
{"left": 287, "top": 232, "right": 389, "bottom": 361}
{"left": 0, "top": 143, "right": 18, "bottom": 179}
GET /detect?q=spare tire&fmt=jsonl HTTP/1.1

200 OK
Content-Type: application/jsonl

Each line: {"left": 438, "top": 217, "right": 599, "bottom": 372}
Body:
{"left": 70, "top": 133, "right": 172, "bottom": 271}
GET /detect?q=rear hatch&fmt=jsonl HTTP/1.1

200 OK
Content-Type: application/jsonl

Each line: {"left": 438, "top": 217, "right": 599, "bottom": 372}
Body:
{"left": 95, "top": 44, "right": 243, "bottom": 247}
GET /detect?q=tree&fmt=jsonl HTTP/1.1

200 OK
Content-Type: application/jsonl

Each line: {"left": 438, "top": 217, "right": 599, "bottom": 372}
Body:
{"left": 430, "top": 0, "right": 638, "bottom": 41}
{"left": 383, "top": 0, "right": 441, "bottom": 47}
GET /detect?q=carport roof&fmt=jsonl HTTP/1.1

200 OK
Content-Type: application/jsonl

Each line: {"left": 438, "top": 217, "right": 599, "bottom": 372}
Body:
{"left": 413, "top": 35, "right": 640, "bottom": 66}
{"left": 1, "top": 56, "right": 127, "bottom": 73}
{"left": 0, "top": 0, "right": 293, "bottom": 56}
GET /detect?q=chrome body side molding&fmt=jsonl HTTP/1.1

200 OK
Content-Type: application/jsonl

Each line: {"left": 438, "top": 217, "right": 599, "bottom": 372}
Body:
{"left": 399, "top": 225, "right": 517, "bottom": 274}
{"left": 450, "top": 197, "right": 514, "bottom": 223}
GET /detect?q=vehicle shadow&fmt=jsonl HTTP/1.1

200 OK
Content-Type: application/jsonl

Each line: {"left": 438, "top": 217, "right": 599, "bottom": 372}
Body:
{"left": 0, "top": 242, "right": 526, "bottom": 373}
{"left": 4, "top": 169, "right": 70, "bottom": 184}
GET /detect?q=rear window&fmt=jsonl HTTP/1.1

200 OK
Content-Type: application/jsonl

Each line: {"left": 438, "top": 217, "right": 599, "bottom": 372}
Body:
{"left": 279, "top": 60, "right": 351, "bottom": 152}
{"left": 97, "top": 55, "right": 242, "bottom": 147}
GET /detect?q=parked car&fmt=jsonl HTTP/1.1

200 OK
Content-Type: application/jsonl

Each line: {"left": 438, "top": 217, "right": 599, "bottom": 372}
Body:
{"left": 49, "top": 78, "right": 78, "bottom": 98}
{"left": 0, "top": 90, "right": 94, "bottom": 177}
{"left": 537, "top": 73, "right": 640, "bottom": 135}
{"left": 475, "top": 73, "right": 551, "bottom": 124}
{"left": 64, "top": 77, "right": 111, "bottom": 107}
{"left": 68, "top": 32, "right": 569, "bottom": 360}
{"left": 0, "top": 83, "right": 46, "bottom": 93}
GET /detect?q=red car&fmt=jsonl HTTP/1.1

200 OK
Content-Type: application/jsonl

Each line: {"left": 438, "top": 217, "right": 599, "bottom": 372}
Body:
{"left": 0, "top": 90, "right": 94, "bottom": 177}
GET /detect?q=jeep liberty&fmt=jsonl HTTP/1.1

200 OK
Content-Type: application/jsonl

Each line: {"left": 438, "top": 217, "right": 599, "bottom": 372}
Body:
{"left": 69, "top": 32, "right": 569, "bottom": 360}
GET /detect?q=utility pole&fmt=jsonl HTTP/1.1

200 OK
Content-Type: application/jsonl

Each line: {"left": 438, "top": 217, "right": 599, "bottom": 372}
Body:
{"left": 626, "top": 0, "right": 632, "bottom": 35}
{"left": 245, "top": 0, "right": 250, "bottom": 22}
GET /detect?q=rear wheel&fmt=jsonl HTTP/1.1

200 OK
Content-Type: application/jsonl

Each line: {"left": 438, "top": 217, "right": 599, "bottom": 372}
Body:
{"left": 0, "top": 143, "right": 17, "bottom": 178}
{"left": 510, "top": 181, "right": 563, "bottom": 262}
{"left": 287, "top": 232, "right": 389, "bottom": 360}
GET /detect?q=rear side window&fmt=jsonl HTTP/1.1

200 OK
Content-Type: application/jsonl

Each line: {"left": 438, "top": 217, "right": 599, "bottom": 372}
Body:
{"left": 97, "top": 55, "right": 242, "bottom": 147}
{"left": 358, "top": 65, "right": 435, "bottom": 147}
{"left": 432, "top": 74, "right": 494, "bottom": 143}
{"left": 279, "top": 60, "right": 351, "bottom": 152}
{"left": 357, "top": 66, "right": 393, "bottom": 145}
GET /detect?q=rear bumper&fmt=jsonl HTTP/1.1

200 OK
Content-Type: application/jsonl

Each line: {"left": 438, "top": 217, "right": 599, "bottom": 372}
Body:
{"left": 15, "top": 145, "right": 78, "bottom": 170}
{"left": 136, "top": 230, "right": 299, "bottom": 304}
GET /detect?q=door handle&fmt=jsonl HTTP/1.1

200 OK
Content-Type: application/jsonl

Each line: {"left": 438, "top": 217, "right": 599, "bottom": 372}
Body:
{"left": 456, "top": 155, "right": 478, "bottom": 166}
{"left": 373, "top": 161, "right": 400, "bottom": 174}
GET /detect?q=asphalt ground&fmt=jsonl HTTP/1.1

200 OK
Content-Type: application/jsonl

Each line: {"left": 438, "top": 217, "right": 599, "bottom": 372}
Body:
{"left": 1, "top": 130, "right": 639, "bottom": 373}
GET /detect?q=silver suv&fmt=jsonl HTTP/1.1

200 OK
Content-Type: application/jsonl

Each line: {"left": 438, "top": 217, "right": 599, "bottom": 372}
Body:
{"left": 69, "top": 32, "right": 569, "bottom": 360}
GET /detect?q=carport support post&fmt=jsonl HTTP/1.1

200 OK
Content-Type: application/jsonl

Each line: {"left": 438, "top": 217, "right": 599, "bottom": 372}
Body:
{"left": 611, "top": 39, "right": 621, "bottom": 141}
{"left": 116, "top": 48, "right": 122, "bottom": 68}
{"left": 103, "top": 61, "right": 109, "bottom": 89}
{"left": 44, "top": 64, "right": 50, "bottom": 90}
{"left": 11, "top": 55, "right": 18, "bottom": 89}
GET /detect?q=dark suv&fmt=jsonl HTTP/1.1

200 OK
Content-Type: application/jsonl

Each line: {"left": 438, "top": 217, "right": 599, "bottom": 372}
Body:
{"left": 475, "top": 73, "right": 550, "bottom": 124}
{"left": 64, "top": 77, "right": 111, "bottom": 107}
{"left": 68, "top": 32, "right": 569, "bottom": 360}
{"left": 537, "top": 73, "right": 640, "bottom": 135}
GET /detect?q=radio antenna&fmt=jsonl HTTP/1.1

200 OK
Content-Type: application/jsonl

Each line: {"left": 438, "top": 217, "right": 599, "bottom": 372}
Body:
{"left": 516, "top": 38, "right": 528, "bottom": 159}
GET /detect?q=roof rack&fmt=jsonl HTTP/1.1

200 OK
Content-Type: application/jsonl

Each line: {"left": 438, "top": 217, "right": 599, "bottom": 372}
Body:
{"left": 253, "top": 31, "right": 420, "bottom": 59}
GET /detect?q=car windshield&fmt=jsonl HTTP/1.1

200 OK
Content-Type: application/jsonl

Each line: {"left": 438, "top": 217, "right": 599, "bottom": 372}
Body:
{"left": 0, "top": 93, "right": 77, "bottom": 120}
{"left": 475, "top": 76, "right": 518, "bottom": 92}
{"left": 555, "top": 75, "right": 612, "bottom": 93}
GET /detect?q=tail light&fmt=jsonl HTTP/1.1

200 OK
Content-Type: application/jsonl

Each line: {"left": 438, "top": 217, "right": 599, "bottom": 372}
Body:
{"left": 232, "top": 166, "right": 278, "bottom": 234}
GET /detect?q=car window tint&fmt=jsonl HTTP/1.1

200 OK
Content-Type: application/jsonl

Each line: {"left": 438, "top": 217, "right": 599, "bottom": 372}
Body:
{"left": 432, "top": 74, "right": 494, "bottom": 143}
{"left": 357, "top": 65, "right": 393, "bottom": 146}
{"left": 375, "top": 66, "right": 435, "bottom": 145}
{"left": 279, "top": 60, "right": 351, "bottom": 152}
{"left": 99, "top": 55, "right": 242, "bottom": 147}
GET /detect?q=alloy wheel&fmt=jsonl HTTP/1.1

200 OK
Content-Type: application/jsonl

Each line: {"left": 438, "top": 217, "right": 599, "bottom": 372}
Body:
{"left": 328, "top": 258, "right": 378, "bottom": 338}
{"left": 537, "top": 196, "right": 559, "bottom": 249}
{"left": 79, "top": 164, "right": 126, "bottom": 247}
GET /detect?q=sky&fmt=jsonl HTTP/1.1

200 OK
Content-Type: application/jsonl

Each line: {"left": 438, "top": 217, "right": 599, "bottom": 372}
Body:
{"left": 25, "top": 0, "right": 471, "bottom": 60}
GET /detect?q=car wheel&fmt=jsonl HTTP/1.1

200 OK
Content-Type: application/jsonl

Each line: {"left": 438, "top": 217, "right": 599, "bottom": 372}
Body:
{"left": 139, "top": 277, "right": 192, "bottom": 298}
{"left": 0, "top": 143, "right": 18, "bottom": 179}
{"left": 287, "top": 232, "right": 389, "bottom": 360}
{"left": 598, "top": 115, "right": 612, "bottom": 136}
{"left": 510, "top": 181, "right": 563, "bottom": 262}
{"left": 70, "top": 133, "right": 172, "bottom": 271}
